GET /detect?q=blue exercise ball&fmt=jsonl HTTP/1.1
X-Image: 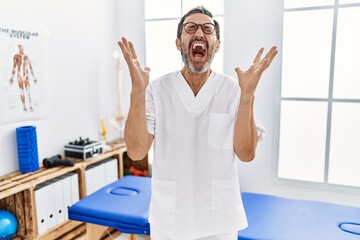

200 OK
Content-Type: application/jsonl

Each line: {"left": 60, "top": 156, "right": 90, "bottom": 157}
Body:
{"left": 0, "top": 210, "right": 17, "bottom": 238}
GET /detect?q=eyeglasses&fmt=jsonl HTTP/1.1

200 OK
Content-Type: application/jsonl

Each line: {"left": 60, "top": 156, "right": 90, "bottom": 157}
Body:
{"left": 183, "top": 22, "right": 216, "bottom": 35}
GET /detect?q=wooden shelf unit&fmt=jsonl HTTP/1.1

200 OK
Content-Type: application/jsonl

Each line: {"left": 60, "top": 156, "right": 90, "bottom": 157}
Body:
{"left": 0, "top": 139, "right": 127, "bottom": 240}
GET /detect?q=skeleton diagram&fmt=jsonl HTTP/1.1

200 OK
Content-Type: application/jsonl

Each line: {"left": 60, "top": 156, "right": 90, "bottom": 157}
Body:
{"left": 9, "top": 44, "right": 37, "bottom": 112}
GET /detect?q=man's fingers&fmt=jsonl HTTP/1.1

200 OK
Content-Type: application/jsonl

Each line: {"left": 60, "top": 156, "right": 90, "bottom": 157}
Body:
{"left": 118, "top": 38, "right": 129, "bottom": 54}
{"left": 118, "top": 41, "right": 132, "bottom": 65}
{"left": 123, "top": 38, "right": 137, "bottom": 60}
{"left": 118, "top": 41, "right": 126, "bottom": 54}
{"left": 263, "top": 46, "right": 277, "bottom": 60}
{"left": 260, "top": 59, "right": 269, "bottom": 72}
{"left": 119, "top": 37, "right": 151, "bottom": 77}
{"left": 121, "top": 37, "right": 129, "bottom": 50}
{"left": 129, "top": 41, "right": 138, "bottom": 60}
{"left": 254, "top": 46, "right": 278, "bottom": 69}
{"left": 118, "top": 38, "right": 137, "bottom": 66}
{"left": 253, "top": 48, "right": 264, "bottom": 63}
{"left": 118, "top": 37, "right": 140, "bottom": 64}
{"left": 118, "top": 37, "right": 132, "bottom": 54}
{"left": 262, "top": 48, "right": 278, "bottom": 69}
{"left": 268, "top": 48, "right": 278, "bottom": 64}
{"left": 234, "top": 67, "right": 243, "bottom": 76}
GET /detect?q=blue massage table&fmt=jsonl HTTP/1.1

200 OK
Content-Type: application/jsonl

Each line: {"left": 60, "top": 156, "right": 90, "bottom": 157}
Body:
{"left": 68, "top": 176, "right": 360, "bottom": 240}
{"left": 68, "top": 176, "right": 151, "bottom": 239}
{"left": 239, "top": 192, "right": 360, "bottom": 240}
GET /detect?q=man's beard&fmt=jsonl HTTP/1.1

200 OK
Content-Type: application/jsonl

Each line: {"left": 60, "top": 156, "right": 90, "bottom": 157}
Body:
{"left": 181, "top": 44, "right": 216, "bottom": 74}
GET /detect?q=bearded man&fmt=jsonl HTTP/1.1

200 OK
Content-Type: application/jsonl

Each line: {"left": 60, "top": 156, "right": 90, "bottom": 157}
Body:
{"left": 118, "top": 6, "right": 277, "bottom": 240}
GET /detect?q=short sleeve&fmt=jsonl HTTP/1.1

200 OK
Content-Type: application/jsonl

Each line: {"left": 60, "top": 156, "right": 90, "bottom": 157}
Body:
{"left": 254, "top": 117, "right": 267, "bottom": 142}
{"left": 146, "top": 84, "right": 156, "bottom": 136}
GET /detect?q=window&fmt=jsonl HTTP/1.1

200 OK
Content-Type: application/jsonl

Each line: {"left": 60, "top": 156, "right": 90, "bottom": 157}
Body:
{"left": 144, "top": 0, "right": 224, "bottom": 80}
{"left": 278, "top": 0, "right": 360, "bottom": 188}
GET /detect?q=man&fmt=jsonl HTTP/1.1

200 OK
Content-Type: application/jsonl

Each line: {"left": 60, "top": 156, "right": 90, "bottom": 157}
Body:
{"left": 9, "top": 44, "right": 38, "bottom": 112}
{"left": 119, "top": 6, "right": 277, "bottom": 240}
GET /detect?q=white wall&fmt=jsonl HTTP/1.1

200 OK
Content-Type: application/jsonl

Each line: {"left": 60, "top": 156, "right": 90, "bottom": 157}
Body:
{"left": 224, "top": 0, "right": 360, "bottom": 207}
{"left": 0, "top": 0, "right": 145, "bottom": 176}
{"left": 1, "top": 0, "right": 359, "bottom": 207}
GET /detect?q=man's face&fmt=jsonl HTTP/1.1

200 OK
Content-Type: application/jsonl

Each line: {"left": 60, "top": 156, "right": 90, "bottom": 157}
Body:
{"left": 177, "top": 13, "right": 220, "bottom": 74}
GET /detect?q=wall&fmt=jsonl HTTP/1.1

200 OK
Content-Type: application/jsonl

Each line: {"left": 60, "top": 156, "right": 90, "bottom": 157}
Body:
{"left": 224, "top": 0, "right": 360, "bottom": 207}
{"left": 0, "top": 0, "right": 145, "bottom": 176}
{"left": 1, "top": 0, "right": 359, "bottom": 207}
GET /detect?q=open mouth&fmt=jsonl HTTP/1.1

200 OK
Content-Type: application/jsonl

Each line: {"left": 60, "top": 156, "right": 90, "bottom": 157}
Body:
{"left": 190, "top": 41, "right": 207, "bottom": 59}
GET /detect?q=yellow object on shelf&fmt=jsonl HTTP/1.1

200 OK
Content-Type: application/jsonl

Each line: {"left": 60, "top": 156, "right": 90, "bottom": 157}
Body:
{"left": 100, "top": 117, "right": 107, "bottom": 140}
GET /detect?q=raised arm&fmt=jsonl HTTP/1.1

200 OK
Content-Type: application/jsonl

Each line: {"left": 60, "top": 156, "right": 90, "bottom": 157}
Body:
{"left": 118, "top": 37, "right": 153, "bottom": 160}
{"left": 234, "top": 46, "right": 278, "bottom": 162}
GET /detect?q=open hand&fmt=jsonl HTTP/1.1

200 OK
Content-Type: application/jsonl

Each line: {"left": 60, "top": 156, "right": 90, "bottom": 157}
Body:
{"left": 235, "top": 46, "right": 278, "bottom": 97}
{"left": 118, "top": 37, "right": 150, "bottom": 92}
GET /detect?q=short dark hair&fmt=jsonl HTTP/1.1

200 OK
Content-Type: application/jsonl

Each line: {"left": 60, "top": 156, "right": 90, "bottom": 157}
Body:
{"left": 177, "top": 6, "right": 220, "bottom": 40}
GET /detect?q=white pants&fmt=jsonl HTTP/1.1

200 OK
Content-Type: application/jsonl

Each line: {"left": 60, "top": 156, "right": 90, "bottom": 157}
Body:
{"left": 150, "top": 225, "right": 238, "bottom": 240}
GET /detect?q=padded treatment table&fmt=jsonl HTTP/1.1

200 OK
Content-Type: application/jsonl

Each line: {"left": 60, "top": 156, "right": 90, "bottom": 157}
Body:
{"left": 238, "top": 192, "right": 360, "bottom": 240}
{"left": 69, "top": 176, "right": 360, "bottom": 240}
{"left": 68, "top": 176, "right": 151, "bottom": 239}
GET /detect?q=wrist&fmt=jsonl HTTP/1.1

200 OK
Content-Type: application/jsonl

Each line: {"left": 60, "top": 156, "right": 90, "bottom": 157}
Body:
{"left": 240, "top": 91, "right": 255, "bottom": 103}
{"left": 130, "top": 88, "right": 146, "bottom": 98}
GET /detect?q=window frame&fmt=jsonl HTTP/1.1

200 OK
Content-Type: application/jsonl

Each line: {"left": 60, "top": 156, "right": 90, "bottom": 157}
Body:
{"left": 275, "top": 0, "right": 360, "bottom": 192}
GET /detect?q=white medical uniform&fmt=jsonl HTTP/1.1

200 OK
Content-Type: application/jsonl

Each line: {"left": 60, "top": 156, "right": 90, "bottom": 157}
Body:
{"left": 146, "top": 71, "right": 265, "bottom": 240}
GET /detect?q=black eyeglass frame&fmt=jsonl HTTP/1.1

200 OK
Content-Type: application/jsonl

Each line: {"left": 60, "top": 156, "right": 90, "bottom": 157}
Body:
{"left": 182, "top": 22, "right": 216, "bottom": 35}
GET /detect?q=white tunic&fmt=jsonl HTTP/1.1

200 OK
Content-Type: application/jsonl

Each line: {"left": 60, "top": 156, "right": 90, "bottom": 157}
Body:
{"left": 146, "top": 71, "right": 265, "bottom": 239}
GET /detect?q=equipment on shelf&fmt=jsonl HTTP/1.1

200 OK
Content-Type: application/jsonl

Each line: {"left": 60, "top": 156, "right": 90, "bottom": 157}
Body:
{"left": 0, "top": 210, "right": 17, "bottom": 239}
{"left": 42, "top": 154, "right": 74, "bottom": 168}
{"left": 64, "top": 137, "right": 103, "bottom": 159}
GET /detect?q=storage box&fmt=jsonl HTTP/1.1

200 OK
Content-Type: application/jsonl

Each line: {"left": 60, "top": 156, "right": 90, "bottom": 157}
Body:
{"left": 64, "top": 141, "right": 103, "bottom": 159}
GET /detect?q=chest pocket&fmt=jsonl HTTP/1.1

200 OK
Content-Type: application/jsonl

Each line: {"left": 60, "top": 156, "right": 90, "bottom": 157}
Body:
{"left": 208, "top": 113, "right": 235, "bottom": 150}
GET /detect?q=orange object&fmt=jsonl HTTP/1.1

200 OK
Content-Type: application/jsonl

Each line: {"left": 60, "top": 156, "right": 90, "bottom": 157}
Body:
{"left": 130, "top": 166, "right": 148, "bottom": 176}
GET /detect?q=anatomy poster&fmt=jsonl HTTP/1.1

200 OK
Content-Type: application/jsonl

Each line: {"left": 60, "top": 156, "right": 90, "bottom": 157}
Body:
{"left": 0, "top": 26, "right": 47, "bottom": 123}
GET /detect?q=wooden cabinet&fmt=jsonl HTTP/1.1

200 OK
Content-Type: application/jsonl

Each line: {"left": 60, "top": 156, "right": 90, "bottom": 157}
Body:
{"left": 0, "top": 139, "right": 127, "bottom": 240}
